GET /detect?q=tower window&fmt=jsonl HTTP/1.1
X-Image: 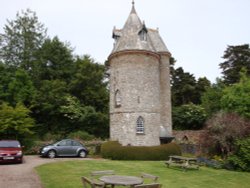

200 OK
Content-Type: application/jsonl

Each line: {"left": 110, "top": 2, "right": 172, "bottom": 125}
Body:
{"left": 139, "top": 30, "right": 147, "bottom": 41}
{"left": 138, "top": 21, "right": 148, "bottom": 41}
{"left": 115, "top": 90, "right": 122, "bottom": 107}
{"left": 136, "top": 116, "right": 145, "bottom": 134}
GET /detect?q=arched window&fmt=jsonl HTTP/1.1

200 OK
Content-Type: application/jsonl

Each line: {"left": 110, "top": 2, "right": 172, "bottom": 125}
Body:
{"left": 182, "top": 136, "right": 189, "bottom": 143}
{"left": 136, "top": 116, "right": 144, "bottom": 134}
{"left": 115, "top": 90, "right": 122, "bottom": 107}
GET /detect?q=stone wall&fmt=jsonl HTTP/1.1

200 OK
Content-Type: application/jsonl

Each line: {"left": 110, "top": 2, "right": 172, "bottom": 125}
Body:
{"left": 110, "top": 112, "right": 161, "bottom": 146}
{"left": 173, "top": 130, "right": 207, "bottom": 144}
{"left": 109, "top": 53, "right": 161, "bottom": 113}
{"left": 173, "top": 130, "right": 208, "bottom": 155}
{"left": 159, "top": 54, "right": 172, "bottom": 134}
{"left": 109, "top": 52, "right": 163, "bottom": 146}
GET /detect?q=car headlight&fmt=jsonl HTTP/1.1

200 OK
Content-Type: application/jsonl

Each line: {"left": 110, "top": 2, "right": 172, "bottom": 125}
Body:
{"left": 42, "top": 146, "right": 50, "bottom": 151}
{"left": 17, "top": 151, "right": 22, "bottom": 155}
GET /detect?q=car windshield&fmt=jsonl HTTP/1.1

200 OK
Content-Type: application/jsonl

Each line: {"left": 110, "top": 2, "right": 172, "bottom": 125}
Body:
{"left": 0, "top": 141, "right": 21, "bottom": 148}
{"left": 52, "top": 140, "right": 62, "bottom": 145}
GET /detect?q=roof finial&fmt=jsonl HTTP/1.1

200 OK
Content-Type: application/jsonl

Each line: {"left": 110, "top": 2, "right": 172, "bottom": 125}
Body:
{"left": 131, "top": 0, "right": 136, "bottom": 14}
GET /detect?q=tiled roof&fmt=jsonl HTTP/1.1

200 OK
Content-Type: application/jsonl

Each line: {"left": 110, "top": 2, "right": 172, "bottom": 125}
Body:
{"left": 148, "top": 29, "right": 169, "bottom": 53}
{"left": 111, "top": 4, "right": 170, "bottom": 54}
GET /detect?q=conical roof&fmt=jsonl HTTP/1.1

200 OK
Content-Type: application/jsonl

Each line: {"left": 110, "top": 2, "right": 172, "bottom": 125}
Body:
{"left": 111, "top": 3, "right": 170, "bottom": 55}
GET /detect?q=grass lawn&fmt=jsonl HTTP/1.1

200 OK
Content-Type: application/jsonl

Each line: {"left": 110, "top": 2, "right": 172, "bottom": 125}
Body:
{"left": 35, "top": 159, "right": 250, "bottom": 188}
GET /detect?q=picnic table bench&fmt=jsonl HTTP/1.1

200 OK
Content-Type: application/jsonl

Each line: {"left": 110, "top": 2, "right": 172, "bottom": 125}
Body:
{"left": 99, "top": 175, "right": 143, "bottom": 188}
{"left": 165, "top": 155, "right": 199, "bottom": 170}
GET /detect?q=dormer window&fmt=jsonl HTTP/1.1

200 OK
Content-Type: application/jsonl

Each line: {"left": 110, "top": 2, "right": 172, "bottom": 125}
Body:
{"left": 113, "top": 34, "right": 120, "bottom": 42}
{"left": 139, "top": 30, "right": 147, "bottom": 41}
{"left": 112, "top": 27, "right": 122, "bottom": 43}
{"left": 138, "top": 21, "right": 148, "bottom": 41}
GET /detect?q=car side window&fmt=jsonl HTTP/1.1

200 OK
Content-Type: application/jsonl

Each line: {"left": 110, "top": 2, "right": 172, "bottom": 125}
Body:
{"left": 58, "top": 140, "right": 72, "bottom": 146}
{"left": 66, "top": 140, "right": 72, "bottom": 146}
{"left": 58, "top": 140, "right": 66, "bottom": 146}
{"left": 72, "top": 141, "right": 81, "bottom": 146}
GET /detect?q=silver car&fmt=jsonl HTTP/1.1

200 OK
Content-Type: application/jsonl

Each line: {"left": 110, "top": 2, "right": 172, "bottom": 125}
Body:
{"left": 39, "top": 139, "right": 88, "bottom": 158}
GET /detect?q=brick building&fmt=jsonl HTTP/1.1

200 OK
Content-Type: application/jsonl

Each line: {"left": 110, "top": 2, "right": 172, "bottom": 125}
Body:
{"left": 107, "top": 1, "right": 172, "bottom": 146}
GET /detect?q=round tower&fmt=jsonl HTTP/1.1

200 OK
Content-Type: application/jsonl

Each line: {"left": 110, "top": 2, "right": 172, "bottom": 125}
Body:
{"left": 108, "top": 2, "right": 172, "bottom": 146}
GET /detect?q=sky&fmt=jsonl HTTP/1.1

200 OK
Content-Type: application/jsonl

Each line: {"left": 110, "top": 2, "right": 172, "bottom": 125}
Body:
{"left": 0, "top": 0, "right": 250, "bottom": 83}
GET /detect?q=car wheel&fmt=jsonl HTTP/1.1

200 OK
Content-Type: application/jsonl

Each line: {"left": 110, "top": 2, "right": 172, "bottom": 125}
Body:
{"left": 47, "top": 150, "right": 56, "bottom": 158}
{"left": 79, "top": 150, "right": 87, "bottom": 158}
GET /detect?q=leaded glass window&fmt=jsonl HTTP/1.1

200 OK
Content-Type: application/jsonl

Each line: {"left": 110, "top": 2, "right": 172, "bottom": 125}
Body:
{"left": 136, "top": 116, "right": 144, "bottom": 134}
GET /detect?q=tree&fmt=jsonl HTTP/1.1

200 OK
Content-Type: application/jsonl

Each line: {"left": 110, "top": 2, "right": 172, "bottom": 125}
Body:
{"left": 201, "top": 78, "right": 225, "bottom": 116}
{"left": 59, "top": 95, "right": 109, "bottom": 138}
{"left": 169, "top": 57, "right": 176, "bottom": 86}
{"left": 221, "top": 69, "right": 250, "bottom": 118}
{"left": 172, "top": 103, "right": 207, "bottom": 130}
{"left": 0, "top": 62, "right": 36, "bottom": 106}
{"left": 34, "top": 37, "right": 74, "bottom": 85}
{"left": 0, "top": 9, "right": 110, "bottom": 139}
{"left": 32, "top": 79, "right": 69, "bottom": 133}
{"left": 0, "top": 102, "right": 34, "bottom": 139}
{"left": 70, "top": 55, "right": 109, "bottom": 113}
{"left": 0, "top": 9, "right": 47, "bottom": 69}
{"left": 7, "top": 69, "right": 36, "bottom": 107}
{"left": 0, "top": 62, "right": 13, "bottom": 101}
{"left": 171, "top": 67, "right": 197, "bottom": 106}
{"left": 69, "top": 56, "right": 109, "bottom": 137}
{"left": 220, "top": 44, "right": 250, "bottom": 85}
{"left": 195, "top": 77, "right": 211, "bottom": 104}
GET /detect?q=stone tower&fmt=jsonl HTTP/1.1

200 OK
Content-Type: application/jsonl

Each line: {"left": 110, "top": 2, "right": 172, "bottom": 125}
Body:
{"left": 107, "top": 2, "right": 172, "bottom": 146}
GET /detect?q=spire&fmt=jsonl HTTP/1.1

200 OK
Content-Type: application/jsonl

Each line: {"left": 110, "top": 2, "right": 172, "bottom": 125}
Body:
{"left": 111, "top": 0, "right": 169, "bottom": 54}
{"left": 131, "top": 0, "right": 136, "bottom": 14}
{"left": 123, "top": 0, "right": 141, "bottom": 31}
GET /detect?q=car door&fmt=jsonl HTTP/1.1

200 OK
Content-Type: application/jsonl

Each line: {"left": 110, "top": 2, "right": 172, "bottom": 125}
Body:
{"left": 71, "top": 140, "right": 82, "bottom": 156}
{"left": 56, "top": 140, "right": 74, "bottom": 156}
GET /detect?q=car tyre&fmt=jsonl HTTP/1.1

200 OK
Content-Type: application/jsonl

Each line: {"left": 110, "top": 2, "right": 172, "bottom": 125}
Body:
{"left": 47, "top": 150, "right": 56, "bottom": 158}
{"left": 78, "top": 150, "right": 87, "bottom": 158}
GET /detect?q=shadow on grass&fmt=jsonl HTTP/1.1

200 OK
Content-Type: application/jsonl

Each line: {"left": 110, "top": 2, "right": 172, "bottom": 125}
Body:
{"left": 165, "top": 166, "right": 200, "bottom": 172}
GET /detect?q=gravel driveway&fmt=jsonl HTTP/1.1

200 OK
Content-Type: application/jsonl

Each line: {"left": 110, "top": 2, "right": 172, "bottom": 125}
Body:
{"left": 0, "top": 155, "right": 91, "bottom": 188}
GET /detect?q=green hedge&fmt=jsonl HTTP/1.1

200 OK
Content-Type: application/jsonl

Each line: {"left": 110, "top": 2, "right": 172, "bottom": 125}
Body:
{"left": 101, "top": 141, "right": 181, "bottom": 160}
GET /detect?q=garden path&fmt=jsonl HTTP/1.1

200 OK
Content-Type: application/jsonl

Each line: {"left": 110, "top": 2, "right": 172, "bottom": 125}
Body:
{"left": 0, "top": 155, "right": 93, "bottom": 188}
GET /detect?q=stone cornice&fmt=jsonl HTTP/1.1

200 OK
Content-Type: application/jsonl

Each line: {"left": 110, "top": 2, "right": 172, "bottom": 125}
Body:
{"left": 110, "top": 110, "right": 160, "bottom": 115}
{"left": 158, "top": 51, "right": 172, "bottom": 57}
{"left": 108, "top": 50, "right": 160, "bottom": 62}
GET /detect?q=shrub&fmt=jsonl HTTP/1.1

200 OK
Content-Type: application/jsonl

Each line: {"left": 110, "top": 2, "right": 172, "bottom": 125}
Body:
{"left": 81, "top": 140, "right": 104, "bottom": 156}
{"left": 68, "top": 131, "right": 95, "bottom": 141}
{"left": 227, "top": 137, "right": 250, "bottom": 172}
{"left": 24, "top": 140, "right": 48, "bottom": 155}
{"left": 42, "top": 132, "right": 64, "bottom": 141}
{"left": 202, "top": 111, "right": 250, "bottom": 158}
{"left": 101, "top": 141, "right": 181, "bottom": 160}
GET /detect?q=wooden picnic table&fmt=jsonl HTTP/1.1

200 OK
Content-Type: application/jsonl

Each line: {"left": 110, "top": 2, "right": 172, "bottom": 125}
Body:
{"left": 165, "top": 155, "right": 199, "bottom": 170}
{"left": 99, "top": 175, "right": 143, "bottom": 188}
